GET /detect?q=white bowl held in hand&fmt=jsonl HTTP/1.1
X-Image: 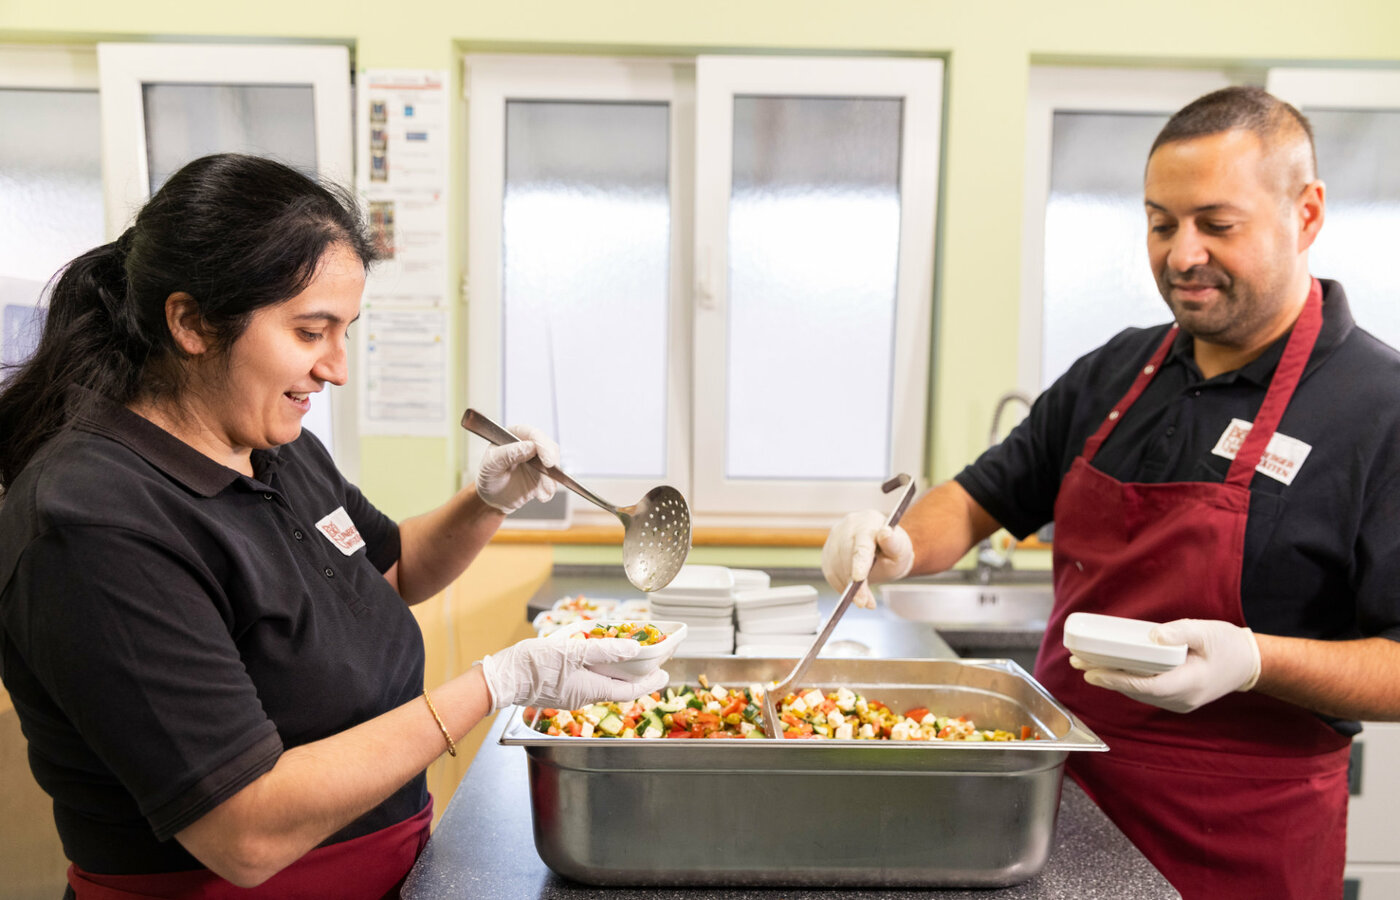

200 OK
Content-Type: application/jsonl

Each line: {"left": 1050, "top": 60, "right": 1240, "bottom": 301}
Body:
{"left": 1064, "top": 612, "right": 1188, "bottom": 675}
{"left": 550, "top": 619, "right": 688, "bottom": 679}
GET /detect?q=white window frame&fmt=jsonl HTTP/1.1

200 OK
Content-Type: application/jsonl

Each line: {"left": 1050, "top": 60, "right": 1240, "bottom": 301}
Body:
{"left": 691, "top": 55, "right": 942, "bottom": 519}
{"left": 95, "top": 42, "right": 358, "bottom": 476}
{"left": 0, "top": 44, "right": 99, "bottom": 316}
{"left": 1018, "top": 66, "right": 1238, "bottom": 395}
{"left": 462, "top": 54, "right": 696, "bottom": 522}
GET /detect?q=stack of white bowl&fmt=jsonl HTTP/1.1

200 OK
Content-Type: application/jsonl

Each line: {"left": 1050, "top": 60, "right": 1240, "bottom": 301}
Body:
{"left": 650, "top": 565, "right": 737, "bottom": 655}
{"left": 733, "top": 585, "right": 822, "bottom": 655}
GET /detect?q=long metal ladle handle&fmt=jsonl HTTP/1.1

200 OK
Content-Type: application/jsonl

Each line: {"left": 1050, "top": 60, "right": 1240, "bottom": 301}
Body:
{"left": 767, "top": 473, "right": 920, "bottom": 707}
{"left": 460, "top": 408, "right": 619, "bottom": 516}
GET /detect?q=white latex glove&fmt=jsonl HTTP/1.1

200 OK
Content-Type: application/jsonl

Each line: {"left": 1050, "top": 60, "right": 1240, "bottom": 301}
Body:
{"left": 820, "top": 509, "right": 915, "bottom": 610}
{"left": 475, "top": 424, "right": 560, "bottom": 514}
{"left": 1070, "top": 618, "right": 1262, "bottom": 714}
{"left": 477, "top": 636, "right": 670, "bottom": 711}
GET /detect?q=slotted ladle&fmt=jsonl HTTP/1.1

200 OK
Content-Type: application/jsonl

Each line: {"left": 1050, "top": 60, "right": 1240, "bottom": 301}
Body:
{"left": 761, "top": 473, "right": 919, "bottom": 738}
{"left": 461, "top": 409, "right": 692, "bottom": 592}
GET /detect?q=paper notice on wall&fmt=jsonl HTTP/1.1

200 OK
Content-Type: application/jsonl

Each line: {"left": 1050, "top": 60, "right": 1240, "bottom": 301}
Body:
{"left": 362, "top": 307, "right": 449, "bottom": 435}
{"left": 356, "top": 69, "right": 451, "bottom": 435}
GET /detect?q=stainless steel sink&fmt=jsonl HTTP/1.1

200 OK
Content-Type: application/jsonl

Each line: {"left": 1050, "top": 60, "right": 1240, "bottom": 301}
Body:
{"left": 881, "top": 574, "right": 1054, "bottom": 630}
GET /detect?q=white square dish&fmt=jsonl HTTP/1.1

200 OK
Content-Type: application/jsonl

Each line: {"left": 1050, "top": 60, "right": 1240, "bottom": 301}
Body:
{"left": 1063, "top": 612, "right": 1187, "bottom": 675}
{"left": 549, "top": 619, "right": 688, "bottom": 679}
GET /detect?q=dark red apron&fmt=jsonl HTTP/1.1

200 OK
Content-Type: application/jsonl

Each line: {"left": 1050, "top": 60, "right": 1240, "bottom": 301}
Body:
{"left": 67, "top": 797, "right": 432, "bottom": 900}
{"left": 1034, "top": 279, "right": 1351, "bottom": 900}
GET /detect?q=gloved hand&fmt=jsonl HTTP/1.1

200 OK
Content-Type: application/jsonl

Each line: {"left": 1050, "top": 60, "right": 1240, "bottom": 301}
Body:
{"left": 1070, "top": 618, "right": 1262, "bottom": 714}
{"left": 820, "top": 509, "right": 914, "bottom": 610}
{"left": 475, "top": 424, "right": 560, "bottom": 514}
{"left": 477, "top": 636, "right": 670, "bottom": 711}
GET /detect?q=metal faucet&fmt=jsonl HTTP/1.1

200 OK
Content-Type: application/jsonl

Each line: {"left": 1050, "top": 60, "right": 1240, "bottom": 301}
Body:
{"left": 975, "top": 391, "right": 1034, "bottom": 584}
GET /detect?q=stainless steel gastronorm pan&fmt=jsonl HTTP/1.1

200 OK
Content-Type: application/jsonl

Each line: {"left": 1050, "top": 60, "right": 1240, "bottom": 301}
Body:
{"left": 499, "top": 656, "right": 1106, "bottom": 888}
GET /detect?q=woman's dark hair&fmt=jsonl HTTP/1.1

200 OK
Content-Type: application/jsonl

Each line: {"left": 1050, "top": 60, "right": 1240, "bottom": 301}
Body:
{"left": 0, "top": 153, "right": 380, "bottom": 490}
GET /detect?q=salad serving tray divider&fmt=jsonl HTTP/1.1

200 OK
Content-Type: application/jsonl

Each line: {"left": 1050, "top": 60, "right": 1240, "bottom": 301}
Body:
{"left": 499, "top": 656, "right": 1105, "bottom": 889}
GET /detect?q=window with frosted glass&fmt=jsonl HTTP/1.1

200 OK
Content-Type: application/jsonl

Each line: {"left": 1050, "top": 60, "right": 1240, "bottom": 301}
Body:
{"left": 726, "top": 96, "right": 902, "bottom": 481}
{"left": 142, "top": 83, "right": 318, "bottom": 193}
{"left": 1042, "top": 111, "right": 1171, "bottom": 388}
{"left": 0, "top": 88, "right": 102, "bottom": 372}
{"left": 501, "top": 100, "right": 670, "bottom": 478}
{"left": 1301, "top": 108, "right": 1400, "bottom": 350}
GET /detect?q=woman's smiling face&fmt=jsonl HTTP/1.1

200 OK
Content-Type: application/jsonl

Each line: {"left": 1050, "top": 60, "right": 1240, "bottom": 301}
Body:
{"left": 177, "top": 242, "right": 364, "bottom": 469}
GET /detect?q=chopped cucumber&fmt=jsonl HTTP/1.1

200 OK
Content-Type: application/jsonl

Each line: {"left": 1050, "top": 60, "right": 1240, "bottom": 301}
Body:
{"left": 598, "top": 714, "right": 624, "bottom": 736}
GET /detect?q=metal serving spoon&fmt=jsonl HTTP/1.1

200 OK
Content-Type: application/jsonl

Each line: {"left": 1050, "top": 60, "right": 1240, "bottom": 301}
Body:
{"left": 461, "top": 408, "right": 692, "bottom": 592}
{"left": 760, "top": 473, "right": 919, "bottom": 738}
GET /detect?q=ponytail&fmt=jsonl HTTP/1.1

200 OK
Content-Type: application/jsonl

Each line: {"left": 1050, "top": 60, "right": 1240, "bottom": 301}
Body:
{"left": 0, "top": 235, "right": 149, "bottom": 490}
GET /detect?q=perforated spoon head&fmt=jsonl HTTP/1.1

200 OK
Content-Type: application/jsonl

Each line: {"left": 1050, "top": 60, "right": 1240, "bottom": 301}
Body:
{"left": 620, "top": 485, "right": 692, "bottom": 592}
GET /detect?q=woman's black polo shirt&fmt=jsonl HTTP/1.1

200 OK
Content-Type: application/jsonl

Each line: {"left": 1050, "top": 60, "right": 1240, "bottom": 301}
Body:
{"left": 0, "top": 398, "right": 427, "bottom": 874}
{"left": 956, "top": 279, "right": 1400, "bottom": 662}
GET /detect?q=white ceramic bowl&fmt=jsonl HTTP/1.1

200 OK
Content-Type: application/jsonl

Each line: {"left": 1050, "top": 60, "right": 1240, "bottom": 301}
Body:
{"left": 1063, "top": 612, "right": 1188, "bottom": 675}
{"left": 551, "top": 595, "right": 620, "bottom": 616}
{"left": 550, "top": 619, "right": 688, "bottom": 679}
{"left": 531, "top": 608, "right": 583, "bottom": 637}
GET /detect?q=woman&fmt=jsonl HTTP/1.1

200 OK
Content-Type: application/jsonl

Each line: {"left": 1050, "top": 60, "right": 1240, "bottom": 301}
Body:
{"left": 0, "top": 153, "right": 666, "bottom": 898}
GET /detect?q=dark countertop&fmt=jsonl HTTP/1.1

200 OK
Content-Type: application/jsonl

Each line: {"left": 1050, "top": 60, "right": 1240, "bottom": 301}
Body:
{"left": 404, "top": 568, "right": 1179, "bottom": 900}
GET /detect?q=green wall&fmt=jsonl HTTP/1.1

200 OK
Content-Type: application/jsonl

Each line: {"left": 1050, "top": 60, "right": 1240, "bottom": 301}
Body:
{"left": 6, "top": 1, "right": 1399, "bottom": 554}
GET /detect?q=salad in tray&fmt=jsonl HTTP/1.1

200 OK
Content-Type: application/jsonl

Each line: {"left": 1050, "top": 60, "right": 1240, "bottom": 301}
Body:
{"left": 525, "top": 674, "right": 1038, "bottom": 741}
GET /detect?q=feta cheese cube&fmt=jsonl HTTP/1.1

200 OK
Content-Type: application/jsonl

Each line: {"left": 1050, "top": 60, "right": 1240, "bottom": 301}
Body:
{"left": 859, "top": 723, "right": 875, "bottom": 739}
{"left": 802, "top": 689, "right": 825, "bottom": 708}
{"left": 580, "top": 721, "right": 595, "bottom": 738}
{"left": 835, "top": 687, "right": 857, "bottom": 711}
{"left": 890, "top": 722, "right": 912, "bottom": 741}
{"left": 790, "top": 696, "right": 808, "bottom": 714}
{"left": 921, "top": 712, "right": 938, "bottom": 727}
{"left": 705, "top": 700, "right": 722, "bottom": 712}
{"left": 639, "top": 694, "right": 659, "bottom": 712}
{"left": 835, "top": 723, "right": 854, "bottom": 740}
{"left": 740, "top": 721, "right": 756, "bottom": 736}
{"left": 710, "top": 685, "right": 726, "bottom": 698}
{"left": 827, "top": 710, "right": 845, "bottom": 728}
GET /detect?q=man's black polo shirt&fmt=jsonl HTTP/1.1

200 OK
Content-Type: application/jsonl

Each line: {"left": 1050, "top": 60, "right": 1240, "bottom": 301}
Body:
{"left": 0, "top": 397, "right": 426, "bottom": 874}
{"left": 957, "top": 279, "right": 1400, "bottom": 654}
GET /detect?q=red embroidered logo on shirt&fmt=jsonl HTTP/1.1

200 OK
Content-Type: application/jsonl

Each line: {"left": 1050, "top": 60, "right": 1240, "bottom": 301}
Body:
{"left": 315, "top": 507, "right": 367, "bottom": 556}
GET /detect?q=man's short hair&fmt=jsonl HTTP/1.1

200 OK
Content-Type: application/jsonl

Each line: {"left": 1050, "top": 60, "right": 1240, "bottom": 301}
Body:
{"left": 1150, "top": 86, "right": 1317, "bottom": 179}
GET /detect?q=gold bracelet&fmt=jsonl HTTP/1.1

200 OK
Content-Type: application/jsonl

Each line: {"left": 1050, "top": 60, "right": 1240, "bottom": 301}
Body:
{"left": 422, "top": 690, "right": 457, "bottom": 757}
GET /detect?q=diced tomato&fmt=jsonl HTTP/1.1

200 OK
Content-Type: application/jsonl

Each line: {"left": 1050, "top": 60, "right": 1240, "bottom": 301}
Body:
{"left": 820, "top": 699, "right": 838, "bottom": 714}
{"left": 695, "top": 712, "right": 720, "bottom": 727}
{"left": 666, "top": 730, "right": 692, "bottom": 739}
{"left": 781, "top": 713, "right": 802, "bottom": 728}
{"left": 672, "top": 708, "right": 691, "bottom": 729}
{"left": 868, "top": 700, "right": 887, "bottom": 710}
{"left": 565, "top": 721, "right": 582, "bottom": 737}
{"left": 622, "top": 716, "right": 638, "bottom": 730}
{"left": 541, "top": 708, "right": 558, "bottom": 718}
{"left": 937, "top": 726, "right": 954, "bottom": 739}
{"left": 904, "top": 707, "right": 930, "bottom": 722}
{"left": 650, "top": 691, "right": 662, "bottom": 701}
{"left": 547, "top": 725, "right": 562, "bottom": 736}
{"left": 719, "top": 696, "right": 745, "bottom": 717}
{"left": 1021, "top": 725, "right": 1033, "bottom": 740}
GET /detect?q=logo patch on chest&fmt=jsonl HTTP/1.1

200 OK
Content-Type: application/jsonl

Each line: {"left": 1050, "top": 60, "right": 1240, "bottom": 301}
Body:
{"left": 1210, "top": 418, "right": 1312, "bottom": 486}
{"left": 315, "top": 506, "right": 366, "bottom": 556}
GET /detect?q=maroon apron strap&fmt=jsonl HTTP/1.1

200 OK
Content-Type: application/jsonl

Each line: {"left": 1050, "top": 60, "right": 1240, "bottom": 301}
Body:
{"left": 1081, "top": 327, "right": 1178, "bottom": 461}
{"left": 69, "top": 798, "right": 432, "bottom": 900}
{"left": 1225, "top": 278, "right": 1324, "bottom": 486}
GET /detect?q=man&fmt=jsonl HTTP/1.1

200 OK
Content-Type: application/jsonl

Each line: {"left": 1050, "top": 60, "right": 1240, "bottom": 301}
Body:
{"left": 822, "top": 87, "right": 1400, "bottom": 900}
